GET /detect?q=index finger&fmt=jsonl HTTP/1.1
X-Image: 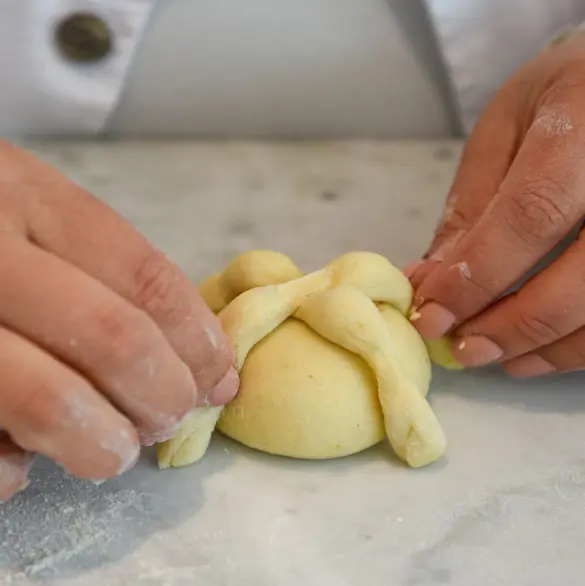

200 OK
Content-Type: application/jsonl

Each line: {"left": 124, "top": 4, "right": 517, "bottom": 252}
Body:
{"left": 7, "top": 144, "right": 237, "bottom": 403}
{"left": 414, "top": 101, "right": 585, "bottom": 339}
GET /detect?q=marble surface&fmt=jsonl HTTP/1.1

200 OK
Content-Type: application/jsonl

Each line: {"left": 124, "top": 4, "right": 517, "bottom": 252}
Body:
{"left": 1, "top": 140, "right": 585, "bottom": 585}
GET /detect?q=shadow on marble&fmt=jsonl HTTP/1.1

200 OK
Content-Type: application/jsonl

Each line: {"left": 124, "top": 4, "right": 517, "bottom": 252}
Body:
{"left": 432, "top": 365, "right": 585, "bottom": 415}
{"left": 0, "top": 440, "right": 233, "bottom": 582}
{"left": 212, "top": 425, "right": 454, "bottom": 490}
{"left": 223, "top": 434, "right": 416, "bottom": 471}
{"left": 0, "top": 426, "right": 431, "bottom": 583}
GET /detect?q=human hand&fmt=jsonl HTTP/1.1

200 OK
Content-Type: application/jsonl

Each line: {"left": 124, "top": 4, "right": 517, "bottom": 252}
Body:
{"left": 406, "top": 30, "right": 585, "bottom": 378}
{"left": 0, "top": 141, "right": 238, "bottom": 502}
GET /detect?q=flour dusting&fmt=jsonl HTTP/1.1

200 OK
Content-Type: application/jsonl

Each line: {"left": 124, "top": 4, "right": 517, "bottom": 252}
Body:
{"left": 534, "top": 105, "right": 573, "bottom": 137}
{"left": 204, "top": 326, "right": 219, "bottom": 350}
{"left": 456, "top": 261, "right": 471, "bottom": 280}
{"left": 0, "top": 462, "right": 152, "bottom": 582}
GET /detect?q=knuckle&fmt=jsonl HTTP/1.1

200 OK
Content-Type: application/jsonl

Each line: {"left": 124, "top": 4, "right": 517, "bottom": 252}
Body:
{"left": 515, "top": 311, "right": 561, "bottom": 346}
{"left": 132, "top": 250, "right": 186, "bottom": 326}
{"left": 9, "top": 381, "right": 65, "bottom": 431}
{"left": 445, "top": 260, "right": 495, "bottom": 305}
{"left": 4, "top": 382, "right": 89, "bottom": 456}
{"left": 505, "top": 178, "right": 573, "bottom": 244}
{"left": 94, "top": 303, "right": 155, "bottom": 364}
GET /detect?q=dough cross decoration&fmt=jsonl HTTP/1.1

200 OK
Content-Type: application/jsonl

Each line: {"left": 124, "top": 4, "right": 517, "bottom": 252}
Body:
{"left": 158, "top": 251, "right": 450, "bottom": 470}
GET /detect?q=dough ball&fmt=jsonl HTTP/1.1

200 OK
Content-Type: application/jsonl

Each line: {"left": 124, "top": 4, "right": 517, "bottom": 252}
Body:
{"left": 217, "top": 318, "right": 386, "bottom": 459}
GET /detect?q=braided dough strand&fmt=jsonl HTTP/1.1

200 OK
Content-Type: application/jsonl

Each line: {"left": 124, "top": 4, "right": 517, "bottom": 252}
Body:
{"left": 295, "top": 288, "right": 445, "bottom": 467}
{"left": 157, "top": 251, "right": 446, "bottom": 469}
{"left": 158, "top": 251, "right": 306, "bottom": 468}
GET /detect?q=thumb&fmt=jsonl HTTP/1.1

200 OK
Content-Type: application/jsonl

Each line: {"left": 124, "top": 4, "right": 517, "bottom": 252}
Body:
{"left": 408, "top": 86, "right": 522, "bottom": 289}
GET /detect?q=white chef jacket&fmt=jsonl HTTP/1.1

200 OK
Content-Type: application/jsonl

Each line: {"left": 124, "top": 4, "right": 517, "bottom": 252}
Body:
{"left": 1, "top": 0, "right": 584, "bottom": 138}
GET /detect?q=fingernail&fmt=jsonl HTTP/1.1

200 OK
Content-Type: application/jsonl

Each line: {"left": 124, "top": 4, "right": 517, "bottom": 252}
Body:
{"left": 17, "top": 479, "right": 30, "bottom": 493}
{"left": 412, "top": 302, "right": 456, "bottom": 339}
{"left": 118, "top": 447, "right": 140, "bottom": 475}
{"left": 199, "top": 366, "right": 240, "bottom": 407}
{"left": 452, "top": 335, "right": 504, "bottom": 367}
{"left": 505, "top": 354, "right": 556, "bottom": 378}
{"left": 138, "top": 433, "right": 156, "bottom": 447}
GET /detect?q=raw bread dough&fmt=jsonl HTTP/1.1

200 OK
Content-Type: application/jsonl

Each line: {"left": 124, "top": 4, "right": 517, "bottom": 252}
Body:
{"left": 157, "top": 251, "right": 452, "bottom": 470}
{"left": 220, "top": 318, "right": 387, "bottom": 460}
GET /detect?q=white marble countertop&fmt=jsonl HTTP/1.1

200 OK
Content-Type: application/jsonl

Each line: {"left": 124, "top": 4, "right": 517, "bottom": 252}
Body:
{"left": 1, "top": 140, "right": 585, "bottom": 586}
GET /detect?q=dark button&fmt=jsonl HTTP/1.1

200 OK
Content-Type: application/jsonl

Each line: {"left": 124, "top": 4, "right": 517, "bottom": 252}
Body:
{"left": 55, "top": 12, "right": 113, "bottom": 64}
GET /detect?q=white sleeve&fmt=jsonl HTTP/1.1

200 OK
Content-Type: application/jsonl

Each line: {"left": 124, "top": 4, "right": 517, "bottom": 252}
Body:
{"left": 423, "top": 0, "right": 585, "bottom": 134}
{"left": 0, "top": 0, "right": 156, "bottom": 136}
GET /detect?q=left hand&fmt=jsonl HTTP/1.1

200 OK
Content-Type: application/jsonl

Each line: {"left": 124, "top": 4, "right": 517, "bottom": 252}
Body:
{"left": 406, "top": 29, "right": 585, "bottom": 378}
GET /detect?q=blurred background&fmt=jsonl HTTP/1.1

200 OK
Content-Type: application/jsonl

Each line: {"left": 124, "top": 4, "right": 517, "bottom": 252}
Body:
{"left": 4, "top": 1, "right": 581, "bottom": 139}
{"left": 105, "top": 0, "right": 459, "bottom": 138}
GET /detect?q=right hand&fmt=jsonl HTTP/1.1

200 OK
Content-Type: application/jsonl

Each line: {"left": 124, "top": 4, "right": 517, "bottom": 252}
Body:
{"left": 0, "top": 141, "right": 239, "bottom": 502}
{"left": 405, "top": 31, "right": 585, "bottom": 377}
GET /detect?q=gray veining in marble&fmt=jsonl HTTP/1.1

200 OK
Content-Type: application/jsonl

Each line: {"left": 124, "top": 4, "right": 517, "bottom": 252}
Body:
{"left": 1, "top": 140, "right": 584, "bottom": 586}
